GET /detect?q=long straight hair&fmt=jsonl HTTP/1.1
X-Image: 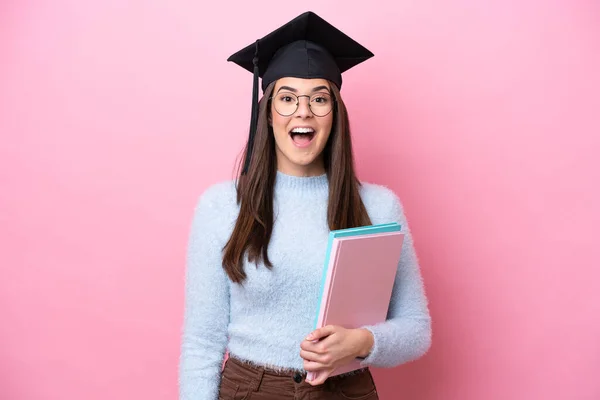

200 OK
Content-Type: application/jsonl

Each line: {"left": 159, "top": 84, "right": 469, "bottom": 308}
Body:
{"left": 222, "top": 81, "right": 372, "bottom": 283}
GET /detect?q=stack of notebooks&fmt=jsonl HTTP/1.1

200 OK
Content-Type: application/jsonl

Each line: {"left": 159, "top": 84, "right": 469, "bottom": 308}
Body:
{"left": 306, "top": 222, "right": 405, "bottom": 382}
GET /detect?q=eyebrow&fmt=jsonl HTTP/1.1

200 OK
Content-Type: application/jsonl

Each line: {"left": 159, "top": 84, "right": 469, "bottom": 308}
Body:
{"left": 277, "top": 85, "right": 331, "bottom": 94}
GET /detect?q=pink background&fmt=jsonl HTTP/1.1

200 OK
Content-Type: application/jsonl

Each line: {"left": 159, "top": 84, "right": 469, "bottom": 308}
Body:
{"left": 1, "top": 1, "right": 599, "bottom": 399}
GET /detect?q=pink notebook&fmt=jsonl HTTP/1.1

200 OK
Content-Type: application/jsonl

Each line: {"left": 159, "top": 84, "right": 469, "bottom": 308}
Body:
{"left": 307, "top": 230, "right": 404, "bottom": 382}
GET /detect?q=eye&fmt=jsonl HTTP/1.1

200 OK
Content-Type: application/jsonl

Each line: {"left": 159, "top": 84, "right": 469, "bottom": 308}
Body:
{"left": 277, "top": 92, "right": 297, "bottom": 103}
{"left": 312, "top": 95, "right": 329, "bottom": 104}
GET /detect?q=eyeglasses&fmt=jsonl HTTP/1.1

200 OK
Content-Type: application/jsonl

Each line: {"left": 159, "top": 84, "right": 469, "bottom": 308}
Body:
{"left": 270, "top": 91, "right": 335, "bottom": 117}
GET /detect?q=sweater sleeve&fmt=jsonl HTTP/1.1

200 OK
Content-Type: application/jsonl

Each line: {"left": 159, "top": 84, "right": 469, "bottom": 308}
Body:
{"left": 359, "top": 192, "right": 432, "bottom": 368}
{"left": 179, "top": 190, "right": 230, "bottom": 400}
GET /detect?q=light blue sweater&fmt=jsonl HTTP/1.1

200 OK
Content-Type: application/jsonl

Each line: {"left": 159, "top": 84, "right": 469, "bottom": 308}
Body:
{"left": 179, "top": 171, "right": 432, "bottom": 400}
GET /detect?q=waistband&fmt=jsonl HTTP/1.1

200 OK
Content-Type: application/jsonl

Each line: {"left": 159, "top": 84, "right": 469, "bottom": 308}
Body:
{"left": 227, "top": 355, "right": 369, "bottom": 380}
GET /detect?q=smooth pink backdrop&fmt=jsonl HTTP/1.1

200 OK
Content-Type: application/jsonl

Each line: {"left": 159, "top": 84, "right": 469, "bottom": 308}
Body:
{"left": 1, "top": 1, "right": 599, "bottom": 399}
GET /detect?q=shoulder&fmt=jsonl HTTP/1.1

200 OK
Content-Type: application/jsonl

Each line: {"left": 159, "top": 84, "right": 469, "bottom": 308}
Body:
{"left": 196, "top": 179, "right": 238, "bottom": 209}
{"left": 359, "top": 181, "right": 400, "bottom": 208}
{"left": 190, "top": 179, "right": 239, "bottom": 229}
{"left": 358, "top": 181, "right": 407, "bottom": 226}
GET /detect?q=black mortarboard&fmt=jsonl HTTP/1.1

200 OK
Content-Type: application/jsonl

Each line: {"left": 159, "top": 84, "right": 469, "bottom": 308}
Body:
{"left": 227, "top": 11, "right": 374, "bottom": 173}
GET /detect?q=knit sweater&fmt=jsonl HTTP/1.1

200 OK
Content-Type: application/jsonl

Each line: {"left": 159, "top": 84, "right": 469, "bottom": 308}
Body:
{"left": 178, "top": 171, "right": 432, "bottom": 400}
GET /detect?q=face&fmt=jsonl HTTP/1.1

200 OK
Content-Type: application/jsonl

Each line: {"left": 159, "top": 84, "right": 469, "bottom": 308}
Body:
{"left": 269, "top": 77, "right": 334, "bottom": 177}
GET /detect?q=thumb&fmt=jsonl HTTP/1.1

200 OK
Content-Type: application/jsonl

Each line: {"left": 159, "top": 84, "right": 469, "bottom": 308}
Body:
{"left": 306, "top": 325, "right": 336, "bottom": 341}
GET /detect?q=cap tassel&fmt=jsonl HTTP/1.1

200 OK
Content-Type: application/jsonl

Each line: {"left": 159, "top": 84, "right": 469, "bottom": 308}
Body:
{"left": 242, "top": 40, "right": 260, "bottom": 175}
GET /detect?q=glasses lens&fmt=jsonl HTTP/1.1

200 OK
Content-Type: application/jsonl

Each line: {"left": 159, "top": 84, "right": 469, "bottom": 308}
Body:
{"left": 309, "top": 93, "right": 333, "bottom": 116}
{"left": 273, "top": 92, "right": 298, "bottom": 116}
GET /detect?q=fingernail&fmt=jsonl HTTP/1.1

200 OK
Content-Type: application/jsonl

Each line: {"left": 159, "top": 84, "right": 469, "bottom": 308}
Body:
{"left": 306, "top": 334, "right": 313, "bottom": 340}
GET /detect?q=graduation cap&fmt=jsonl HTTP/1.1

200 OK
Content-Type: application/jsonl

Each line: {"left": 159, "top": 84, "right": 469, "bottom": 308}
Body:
{"left": 227, "top": 11, "right": 374, "bottom": 173}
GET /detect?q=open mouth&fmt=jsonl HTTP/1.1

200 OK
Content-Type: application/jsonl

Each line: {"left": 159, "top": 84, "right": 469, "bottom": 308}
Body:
{"left": 289, "top": 127, "right": 316, "bottom": 147}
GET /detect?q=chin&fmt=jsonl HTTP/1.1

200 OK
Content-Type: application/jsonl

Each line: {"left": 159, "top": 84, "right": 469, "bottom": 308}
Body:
{"left": 274, "top": 136, "right": 327, "bottom": 172}
{"left": 287, "top": 149, "right": 321, "bottom": 165}
{"left": 293, "top": 158, "right": 318, "bottom": 168}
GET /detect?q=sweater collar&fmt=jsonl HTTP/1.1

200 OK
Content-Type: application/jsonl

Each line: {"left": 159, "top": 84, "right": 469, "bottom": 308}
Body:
{"left": 274, "top": 170, "right": 329, "bottom": 195}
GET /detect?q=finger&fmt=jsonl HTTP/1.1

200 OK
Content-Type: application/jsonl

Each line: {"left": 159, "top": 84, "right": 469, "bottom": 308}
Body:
{"left": 303, "top": 359, "right": 327, "bottom": 372}
{"left": 301, "top": 337, "right": 333, "bottom": 355}
{"left": 300, "top": 349, "right": 331, "bottom": 365}
{"left": 306, "top": 325, "right": 336, "bottom": 341}
{"left": 300, "top": 340, "right": 316, "bottom": 352}
{"left": 299, "top": 349, "right": 319, "bottom": 362}
{"left": 306, "top": 368, "right": 333, "bottom": 386}
{"left": 300, "top": 337, "right": 330, "bottom": 353}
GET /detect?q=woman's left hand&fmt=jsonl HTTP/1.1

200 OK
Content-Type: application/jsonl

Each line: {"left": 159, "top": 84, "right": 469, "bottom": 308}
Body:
{"left": 299, "top": 325, "right": 374, "bottom": 386}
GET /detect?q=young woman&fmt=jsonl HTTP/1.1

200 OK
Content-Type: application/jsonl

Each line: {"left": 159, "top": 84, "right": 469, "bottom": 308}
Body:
{"left": 179, "top": 12, "right": 432, "bottom": 400}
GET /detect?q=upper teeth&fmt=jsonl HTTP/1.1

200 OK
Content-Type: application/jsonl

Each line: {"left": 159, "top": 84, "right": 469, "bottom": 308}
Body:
{"left": 291, "top": 128, "right": 314, "bottom": 133}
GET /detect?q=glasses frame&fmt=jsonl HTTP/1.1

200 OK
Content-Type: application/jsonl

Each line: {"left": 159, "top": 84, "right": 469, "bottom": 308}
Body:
{"left": 269, "top": 91, "right": 336, "bottom": 117}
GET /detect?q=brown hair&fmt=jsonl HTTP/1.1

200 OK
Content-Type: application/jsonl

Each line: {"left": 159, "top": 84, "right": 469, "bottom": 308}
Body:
{"left": 222, "top": 81, "right": 372, "bottom": 283}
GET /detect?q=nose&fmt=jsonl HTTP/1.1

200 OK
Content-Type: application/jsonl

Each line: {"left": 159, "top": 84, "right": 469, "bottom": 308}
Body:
{"left": 295, "top": 96, "right": 312, "bottom": 118}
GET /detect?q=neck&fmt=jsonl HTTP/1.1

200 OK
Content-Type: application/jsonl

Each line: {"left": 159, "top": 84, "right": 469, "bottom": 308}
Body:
{"left": 277, "top": 167, "right": 325, "bottom": 177}
{"left": 275, "top": 151, "right": 326, "bottom": 177}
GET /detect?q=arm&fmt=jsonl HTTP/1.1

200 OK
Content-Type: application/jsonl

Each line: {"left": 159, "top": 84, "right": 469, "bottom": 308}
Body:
{"left": 359, "top": 193, "right": 432, "bottom": 367}
{"left": 300, "top": 191, "right": 431, "bottom": 384}
{"left": 179, "top": 192, "right": 230, "bottom": 400}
